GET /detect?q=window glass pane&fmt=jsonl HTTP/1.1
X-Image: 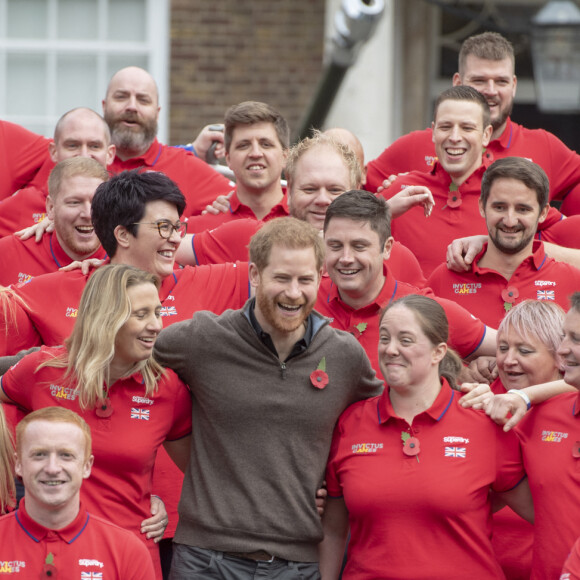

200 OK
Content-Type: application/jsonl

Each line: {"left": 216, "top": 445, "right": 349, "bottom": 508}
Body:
{"left": 7, "top": 0, "right": 47, "bottom": 39}
{"left": 108, "top": 0, "right": 146, "bottom": 42}
{"left": 57, "top": 0, "right": 98, "bottom": 40}
{"left": 6, "top": 54, "right": 47, "bottom": 115}
{"left": 107, "top": 54, "right": 148, "bottom": 80}
{"left": 56, "top": 55, "right": 98, "bottom": 113}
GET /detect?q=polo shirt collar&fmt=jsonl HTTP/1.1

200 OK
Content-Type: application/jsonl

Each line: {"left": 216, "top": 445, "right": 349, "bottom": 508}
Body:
{"left": 573, "top": 390, "right": 580, "bottom": 416}
{"left": 472, "top": 240, "right": 546, "bottom": 274}
{"left": 115, "top": 139, "right": 162, "bottom": 168}
{"left": 15, "top": 498, "right": 90, "bottom": 544}
{"left": 495, "top": 117, "right": 514, "bottom": 150}
{"left": 230, "top": 188, "right": 290, "bottom": 215}
{"left": 377, "top": 378, "right": 456, "bottom": 425}
{"left": 328, "top": 264, "right": 397, "bottom": 313}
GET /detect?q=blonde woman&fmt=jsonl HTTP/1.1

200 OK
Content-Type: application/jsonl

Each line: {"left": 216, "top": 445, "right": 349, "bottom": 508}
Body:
{"left": 0, "top": 264, "right": 191, "bottom": 579}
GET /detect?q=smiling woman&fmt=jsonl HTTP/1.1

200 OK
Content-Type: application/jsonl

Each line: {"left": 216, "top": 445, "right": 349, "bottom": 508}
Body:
{"left": 0, "top": 264, "right": 192, "bottom": 579}
{"left": 320, "top": 295, "right": 534, "bottom": 580}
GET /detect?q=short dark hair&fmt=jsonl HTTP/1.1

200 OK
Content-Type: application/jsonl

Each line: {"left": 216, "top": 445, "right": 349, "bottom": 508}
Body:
{"left": 224, "top": 101, "right": 290, "bottom": 152}
{"left": 323, "top": 189, "right": 392, "bottom": 248}
{"left": 480, "top": 157, "right": 549, "bottom": 210}
{"left": 91, "top": 170, "right": 186, "bottom": 257}
{"left": 458, "top": 32, "right": 515, "bottom": 76}
{"left": 433, "top": 85, "right": 491, "bottom": 129}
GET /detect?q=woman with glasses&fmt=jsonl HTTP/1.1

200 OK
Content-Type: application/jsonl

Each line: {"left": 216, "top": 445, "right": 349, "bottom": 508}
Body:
{"left": 0, "top": 264, "right": 192, "bottom": 579}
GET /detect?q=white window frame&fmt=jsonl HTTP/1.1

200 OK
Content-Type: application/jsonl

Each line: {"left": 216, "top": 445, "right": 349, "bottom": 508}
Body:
{"left": 0, "top": 0, "right": 169, "bottom": 141}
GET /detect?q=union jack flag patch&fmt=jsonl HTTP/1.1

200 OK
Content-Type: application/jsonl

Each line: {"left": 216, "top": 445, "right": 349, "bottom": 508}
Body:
{"left": 160, "top": 306, "right": 177, "bottom": 316}
{"left": 537, "top": 290, "right": 555, "bottom": 301}
{"left": 81, "top": 573, "right": 103, "bottom": 579}
{"left": 131, "top": 408, "right": 150, "bottom": 420}
{"left": 444, "top": 446, "right": 466, "bottom": 458}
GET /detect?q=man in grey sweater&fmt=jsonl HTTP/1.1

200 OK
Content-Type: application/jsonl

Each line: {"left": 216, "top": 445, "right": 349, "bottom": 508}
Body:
{"left": 155, "top": 217, "right": 383, "bottom": 580}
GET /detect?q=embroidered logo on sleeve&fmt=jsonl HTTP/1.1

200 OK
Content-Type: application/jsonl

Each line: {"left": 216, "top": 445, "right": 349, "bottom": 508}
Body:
{"left": 130, "top": 408, "right": 150, "bottom": 421}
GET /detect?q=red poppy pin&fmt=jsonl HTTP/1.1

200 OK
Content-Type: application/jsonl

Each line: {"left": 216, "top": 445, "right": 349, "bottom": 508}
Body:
{"left": 501, "top": 286, "right": 520, "bottom": 312}
{"left": 401, "top": 431, "right": 420, "bottom": 462}
{"left": 349, "top": 322, "right": 368, "bottom": 338}
{"left": 42, "top": 553, "right": 57, "bottom": 578}
{"left": 310, "top": 357, "right": 329, "bottom": 389}
{"left": 95, "top": 398, "right": 113, "bottom": 418}
{"left": 445, "top": 183, "right": 462, "bottom": 209}
{"left": 573, "top": 441, "right": 580, "bottom": 458}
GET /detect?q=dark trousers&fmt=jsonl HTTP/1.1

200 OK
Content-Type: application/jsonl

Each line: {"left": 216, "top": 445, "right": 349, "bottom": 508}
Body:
{"left": 169, "top": 544, "right": 321, "bottom": 580}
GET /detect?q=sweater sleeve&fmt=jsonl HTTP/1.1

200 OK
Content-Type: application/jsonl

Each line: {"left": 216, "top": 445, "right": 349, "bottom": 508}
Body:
{"left": 154, "top": 318, "right": 199, "bottom": 386}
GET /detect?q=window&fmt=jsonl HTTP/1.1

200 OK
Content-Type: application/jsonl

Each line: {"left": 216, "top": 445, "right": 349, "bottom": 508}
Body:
{"left": 0, "top": 0, "right": 169, "bottom": 140}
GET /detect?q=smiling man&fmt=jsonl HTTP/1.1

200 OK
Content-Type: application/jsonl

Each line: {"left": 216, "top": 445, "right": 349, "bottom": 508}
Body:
{"left": 315, "top": 190, "right": 495, "bottom": 381}
{"left": 428, "top": 157, "right": 580, "bottom": 328}
{"left": 186, "top": 101, "right": 290, "bottom": 232}
{"left": 379, "top": 85, "right": 572, "bottom": 277}
{"left": 155, "top": 217, "right": 382, "bottom": 580}
{"left": 0, "top": 156, "right": 108, "bottom": 286}
{"left": 0, "top": 107, "right": 115, "bottom": 238}
{"left": 366, "top": 31, "right": 580, "bottom": 216}
{"left": 0, "top": 407, "right": 154, "bottom": 579}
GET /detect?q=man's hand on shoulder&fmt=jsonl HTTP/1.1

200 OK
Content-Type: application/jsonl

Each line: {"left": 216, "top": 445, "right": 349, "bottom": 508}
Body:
{"left": 15, "top": 217, "right": 54, "bottom": 243}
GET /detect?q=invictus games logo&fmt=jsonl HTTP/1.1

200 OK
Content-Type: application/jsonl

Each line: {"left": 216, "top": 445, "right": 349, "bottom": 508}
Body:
{"left": 0, "top": 560, "right": 25, "bottom": 573}
{"left": 50, "top": 384, "right": 78, "bottom": 401}
{"left": 452, "top": 283, "right": 481, "bottom": 295}
{"left": 351, "top": 443, "right": 383, "bottom": 454}
{"left": 541, "top": 430, "right": 568, "bottom": 443}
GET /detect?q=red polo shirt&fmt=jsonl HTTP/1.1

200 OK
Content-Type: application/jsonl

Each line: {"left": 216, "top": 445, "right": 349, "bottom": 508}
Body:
{"left": 315, "top": 266, "right": 486, "bottom": 380}
{"left": 186, "top": 188, "right": 289, "bottom": 233}
{"left": 428, "top": 240, "right": 580, "bottom": 328}
{"left": 381, "top": 162, "right": 566, "bottom": 277}
{"left": 515, "top": 391, "right": 580, "bottom": 579}
{"left": 1, "top": 346, "right": 191, "bottom": 575}
{"left": 0, "top": 121, "right": 49, "bottom": 201}
{"left": 7, "top": 262, "right": 250, "bottom": 353}
{"left": 326, "top": 381, "right": 524, "bottom": 579}
{"left": 366, "top": 118, "right": 580, "bottom": 215}
{"left": 190, "top": 219, "right": 427, "bottom": 287}
{"left": 0, "top": 232, "right": 106, "bottom": 286}
{"left": 109, "top": 139, "right": 232, "bottom": 218}
{"left": 0, "top": 499, "right": 155, "bottom": 579}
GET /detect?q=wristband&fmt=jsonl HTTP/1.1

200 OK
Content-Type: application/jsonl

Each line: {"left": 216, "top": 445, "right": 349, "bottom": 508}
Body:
{"left": 507, "top": 389, "right": 531, "bottom": 410}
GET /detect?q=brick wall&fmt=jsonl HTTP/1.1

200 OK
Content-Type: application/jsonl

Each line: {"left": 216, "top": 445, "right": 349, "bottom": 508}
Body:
{"left": 169, "top": 0, "right": 326, "bottom": 146}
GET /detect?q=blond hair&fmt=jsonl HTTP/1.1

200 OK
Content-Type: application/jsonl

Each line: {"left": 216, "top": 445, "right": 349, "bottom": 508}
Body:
{"left": 38, "top": 265, "right": 164, "bottom": 409}
{"left": 285, "top": 130, "right": 362, "bottom": 191}
{"left": 0, "top": 405, "right": 15, "bottom": 513}
{"left": 48, "top": 156, "right": 109, "bottom": 200}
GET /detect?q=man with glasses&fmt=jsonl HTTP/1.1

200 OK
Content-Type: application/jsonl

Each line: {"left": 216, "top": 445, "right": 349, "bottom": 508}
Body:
{"left": 0, "top": 157, "right": 108, "bottom": 286}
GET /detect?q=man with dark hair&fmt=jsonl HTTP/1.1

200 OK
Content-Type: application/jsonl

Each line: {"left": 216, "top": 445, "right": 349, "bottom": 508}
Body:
{"left": 316, "top": 189, "right": 495, "bottom": 379}
{"left": 366, "top": 31, "right": 580, "bottom": 216}
{"left": 0, "top": 407, "right": 155, "bottom": 579}
{"left": 185, "top": 101, "right": 290, "bottom": 232}
{"left": 0, "top": 157, "right": 108, "bottom": 286}
{"left": 155, "top": 217, "right": 382, "bottom": 580}
{"left": 428, "top": 157, "right": 580, "bottom": 328}
{"left": 379, "top": 86, "right": 573, "bottom": 277}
